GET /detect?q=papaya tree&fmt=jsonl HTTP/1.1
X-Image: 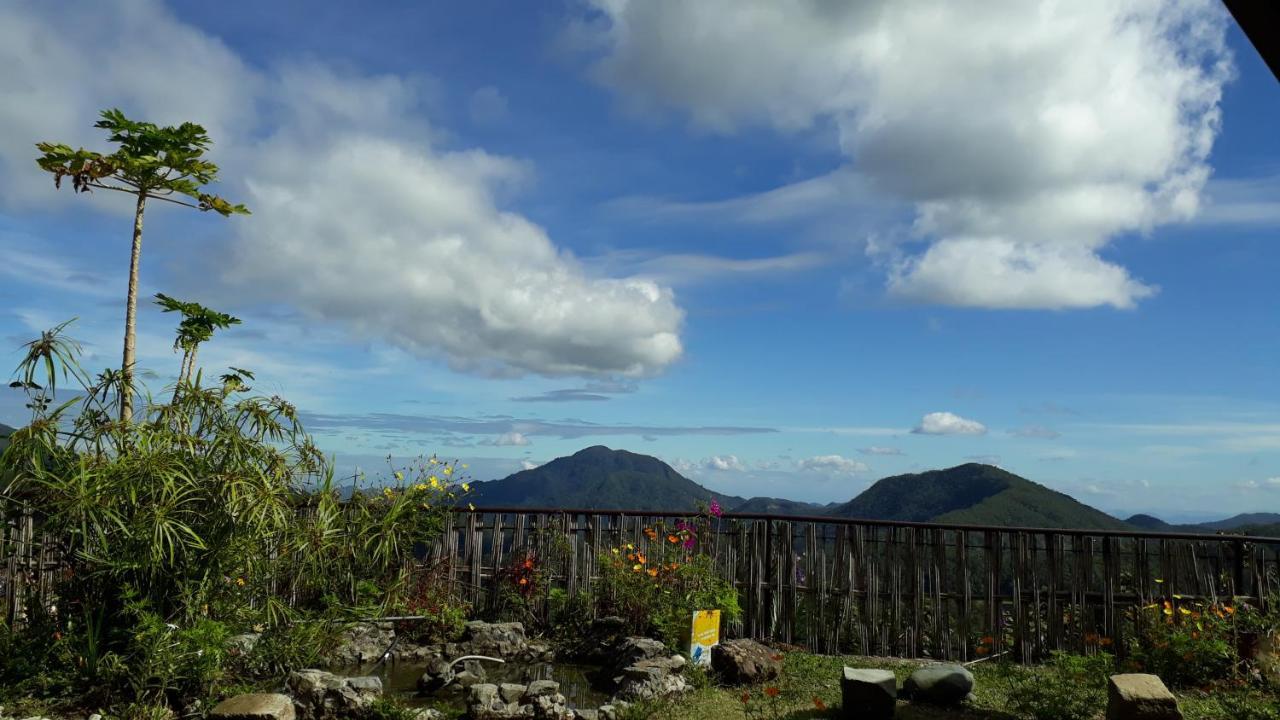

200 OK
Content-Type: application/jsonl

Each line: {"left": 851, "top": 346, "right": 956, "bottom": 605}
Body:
{"left": 154, "top": 292, "right": 241, "bottom": 399}
{"left": 35, "top": 109, "right": 248, "bottom": 422}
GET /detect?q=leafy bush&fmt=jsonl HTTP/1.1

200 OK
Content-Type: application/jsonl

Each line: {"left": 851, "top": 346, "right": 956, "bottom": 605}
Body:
{"left": 595, "top": 511, "right": 740, "bottom": 648}
{"left": 1126, "top": 600, "right": 1238, "bottom": 687}
{"left": 1003, "top": 652, "right": 1112, "bottom": 720}
{"left": 0, "top": 313, "right": 467, "bottom": 712}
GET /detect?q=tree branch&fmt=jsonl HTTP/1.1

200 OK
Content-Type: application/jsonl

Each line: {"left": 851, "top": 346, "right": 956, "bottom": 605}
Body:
{"left": 86, "top": 182, "right": 203, "bottom": 210}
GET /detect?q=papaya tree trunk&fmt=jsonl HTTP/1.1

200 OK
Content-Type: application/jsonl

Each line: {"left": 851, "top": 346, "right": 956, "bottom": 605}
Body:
{"left": 120, "top": 193, "right": 146, "bottom": 423}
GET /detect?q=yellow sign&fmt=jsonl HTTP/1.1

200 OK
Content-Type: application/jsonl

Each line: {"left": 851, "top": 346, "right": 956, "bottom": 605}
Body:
{"left": 690, "top": 610, "right": 721, "bottom": 666}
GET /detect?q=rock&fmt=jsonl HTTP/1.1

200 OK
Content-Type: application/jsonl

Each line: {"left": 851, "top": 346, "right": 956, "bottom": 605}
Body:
{"left": 614, "top": 667, "right": 688, "bottom": 702}
{"left": 468, "top": 683, "right": 500, "bottom": 708}
{"left": 525, "top": 680, "right": 560, "bottom": 699}
{"left": 462, "top": 621, "right": 530, "bottom": 658}
{"left": 412, "top": 711, "right": 444, "bottom": 720}
{"left": 227, "top": 633, "right": 261, "bottom": 656}
{"left": 1106, "top": 674, "right": 1182, "bottom": 720}
{"left": 287, "top": 669, "right": 383, "bottom": 720}
{"left": 841, "top": 668, "right": 897, "bottom": 720}
{"left": 499, "top": 683, "right": 527, "bottom": 703}
{"left": 451, "top": 670, "right": 485, "bottom": 689}
{"left": 329, "top": 622, "right": 395, "bottom": 665}
{"left": 902, "top": 664, "right": 973, "bottom": 706}
{"left": 574, "top": 710, "right": 599, "bottom": 720}
{"left": 209, "top": 694, "right": 296, "bottom": 720}
{"left": 710, "top": 639, "right": 782, "bottom": 685}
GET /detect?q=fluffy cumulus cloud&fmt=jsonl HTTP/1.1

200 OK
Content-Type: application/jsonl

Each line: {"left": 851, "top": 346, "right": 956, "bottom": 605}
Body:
{"left": 0, "top": 1, "right": 684, "bottom": 379}
{"left": 797, "top": 455, "right": 869, "bottom": 474}
{"left": 485, "top": 432, "right": 531, "bottom": 447}
{"left": 580, "top": 0, "right": 1233, "bottom": 309}
{"left": 705, "top": 455, "right": 745, "bottom": 472}
{"left": 913, "top": 411, "right": 987, "bottom": 436}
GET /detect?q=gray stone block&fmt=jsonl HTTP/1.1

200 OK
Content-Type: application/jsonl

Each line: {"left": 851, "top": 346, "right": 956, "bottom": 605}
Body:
{"left": 841, "top": 667, "right": 897, "bottom": 719}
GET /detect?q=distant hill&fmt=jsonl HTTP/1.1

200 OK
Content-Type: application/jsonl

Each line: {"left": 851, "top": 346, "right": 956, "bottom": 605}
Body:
{"left": 730, "top": 497, "right": 834, "bottom": 515}
{"left": 830, "top": 463, "right": 1131, "bottom": 530}
{"left": 1124, "top": 513, "right": 1173, "bottom": 530}
{"left": 469, "top": 446, "right": 744, "bottom": 511}
{"left": 0, "top": 422, "right": 14, "bottom": 454}
{"left": 1124, "top": 512, "right": 1280, "bottom": 538}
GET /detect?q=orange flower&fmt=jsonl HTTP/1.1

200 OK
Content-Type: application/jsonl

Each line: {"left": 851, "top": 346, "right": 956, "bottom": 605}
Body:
{"left": 668, "top": 562, "right": 680, "bottom": 570}
{"left": 764, "top": 686, "right": 780, "bottom": 698}
{"left": 627, "top": 553, "right": 637, "bottom": 562}
{"left": 1224, "top": 605, "right": 1236, "bottom": 615}
{"left": 636, "top": 553, "right": 647, "bottom": 564}
{"left": 667, "top": 534, "right": 679, "bottom": 544}
{"left": 812, "top": 697, "right": 826, "bottom": 711}
{"left": 770, "top": 654, "right": 784, "bottom": 662}
{"left": 980, "top": 635, "right": 994, "bottom": 644}
{"left": 643, "top": 527, "right": 658, "bottom": 540}
{"left": 975, "top": 646, "right": 990, "bottom": 655}
{"left": 1099, "top": 637, "right": 1113, "bottom": 647}
{"left": 741, "top": 692, "right": 750, "bottom": 704}
{"left": 518, "top": 577, "right": 528, "bottom": 585}
{"left": 647, "top": 568, "right": 658, "bottom": 577}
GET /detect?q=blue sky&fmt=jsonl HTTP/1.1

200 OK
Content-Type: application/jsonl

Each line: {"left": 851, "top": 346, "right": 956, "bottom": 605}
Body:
{"left": 2, "top": 1, "right": 1279, "bottom": 521}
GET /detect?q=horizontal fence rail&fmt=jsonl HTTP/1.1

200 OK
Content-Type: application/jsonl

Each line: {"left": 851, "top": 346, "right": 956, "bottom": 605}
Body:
{"left": 433, "top": 507, "right": 1280, "bottom": 661}
{"left": 4, "top": 505, "right": 1278, "bottom": 663}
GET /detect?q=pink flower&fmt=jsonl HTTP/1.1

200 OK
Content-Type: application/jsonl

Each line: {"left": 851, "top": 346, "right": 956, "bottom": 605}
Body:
{"left": 709, "top": 499, "right": 722, "bottom": 517}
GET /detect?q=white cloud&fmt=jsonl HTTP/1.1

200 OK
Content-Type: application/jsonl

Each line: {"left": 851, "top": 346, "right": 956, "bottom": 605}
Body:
{"left": 1235, "top": 477, "right": 1280, "bottom": 492}
{"left": 705, "top": 455, "right": 745, "bottom": 472}
{"left": 0, "top": 1, "right": 685, "bottom": 380}
{"left": 797, "top": 455, "right": 870, "bottom": 474}
{"left": 859, "top": 446, "right": 903, "bottom": 456}
{"left": 520, "top": 459, "right": 541, "bottom": 471}
{"left": 913, "top": 411, "right": 987, "bottom": 436}
{"left": 581, "top": 0, "right": 1233, "bottom": 310}
{"left": 486, "top": 432, "right": 531, "bottom": 447}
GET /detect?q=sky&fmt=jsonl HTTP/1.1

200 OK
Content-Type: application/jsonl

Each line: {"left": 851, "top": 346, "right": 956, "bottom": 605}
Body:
{"left": 1, "top": 0, "right": 1279, "bottom": 522}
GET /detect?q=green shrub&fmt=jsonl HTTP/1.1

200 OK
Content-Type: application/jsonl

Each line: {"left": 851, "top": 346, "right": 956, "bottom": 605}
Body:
{"left": 1126, "top": 600, "right": 1237, "bottom": 687}
{"left": 1004, "top": 652, "right": 1111, "bottom": 720}
{"left": 594, "top": 516, "right": 740, "bottom": 648}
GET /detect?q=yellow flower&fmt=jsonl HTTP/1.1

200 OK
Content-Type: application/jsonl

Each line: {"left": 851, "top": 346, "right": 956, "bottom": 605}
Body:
{"left": 462, "top": 483, "right": 471, "bottom": 492}
{"left": 414, "top": 483, "right": 428, "bottom": 492}
{"left": 462, "top": 464, "right": 469, "bottom": 469}
{"left": 429, "top": 476, "right": 440, "bottom": 488}
{"left": 468, "top": 503, "right": 476, "bottom": 511}
{"left": 633, "top": 564, "right": 643, "bottom": 572}
{"left": 235, "top": 577, "right": 246, "bottom": 587}
{"left": 444, "top": 466, "right": 454, "bottom": 476}
{"left": 382, "top": 487, "right": 394, "bottom": 498}
{"left": 626, "top": 543, "right": 634, "bottom": 550}
{"left": 612, "top": 548, "right": 620, "bottom": 555}
{"left": 394, "top": 471, "right": 404, "bottom": 481}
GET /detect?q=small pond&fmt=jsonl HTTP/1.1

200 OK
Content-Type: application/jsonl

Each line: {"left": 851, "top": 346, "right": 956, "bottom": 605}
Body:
{"left": 338, "top": 659, "right": 613, "bottom": 710}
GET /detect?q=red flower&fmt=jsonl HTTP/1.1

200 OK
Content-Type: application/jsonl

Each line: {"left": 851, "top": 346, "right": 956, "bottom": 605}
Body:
{"left": 764, "top": 686, "right": 780, "bottom": 698}
{"left": 740, "top": 692, "right": 750, "bottom": 704}
{"left": 812, "top": 697, "right": 826, "bottom": 711}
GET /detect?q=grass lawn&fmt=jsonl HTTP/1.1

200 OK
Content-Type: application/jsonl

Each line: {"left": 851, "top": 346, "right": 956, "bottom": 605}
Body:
{"left": 618, "top": 653, "right": 1279, "bottom": 720}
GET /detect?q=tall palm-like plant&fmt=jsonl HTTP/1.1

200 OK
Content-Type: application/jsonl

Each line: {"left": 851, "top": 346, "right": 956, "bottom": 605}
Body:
{"left": 154, "top": 293, "right": 241, "bottom": 402}
{"left": 35, "top": 109, "right": 248, "bottom": 422}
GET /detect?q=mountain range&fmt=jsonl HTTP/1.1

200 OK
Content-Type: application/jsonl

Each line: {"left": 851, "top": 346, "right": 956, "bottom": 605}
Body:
{"left": 468, "top": 445, "right": 1278, "bottom": 534}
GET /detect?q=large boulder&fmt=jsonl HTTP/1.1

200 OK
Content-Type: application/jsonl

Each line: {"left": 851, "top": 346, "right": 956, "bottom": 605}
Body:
{"left": 459, "top": 621, "right": 530, "bottom": 658}
{"left": 329, "top": 622, "right": 395, "bottom": 665}
{"left": 902, "top": 664, "right": 973, "bottom": 706}
{"left": 286, "top": 669, "right": 383, "bottom": 720}
{"left": 209, "top": 693, "right": 295, "bottom": 720}
{"left": 840, "top": 668, "right": 897, "bottom": 720}
{"left": 466, "top": 681, "right": 573, "bottom": 720}
{"left": 710, "top": 639, "right": 782, "bottom": 685}
{"left": 1106, "top": 674, "right": 1182, "bottom": 720}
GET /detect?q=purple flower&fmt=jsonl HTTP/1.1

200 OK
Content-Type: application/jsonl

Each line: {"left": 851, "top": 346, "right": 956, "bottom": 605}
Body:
{"left": 709, "top": 499, "right": 722, "bottom": 518}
